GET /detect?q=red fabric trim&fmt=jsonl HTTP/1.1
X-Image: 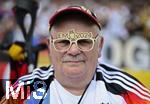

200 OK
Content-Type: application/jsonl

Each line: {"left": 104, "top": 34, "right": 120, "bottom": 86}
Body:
{"left": 121, "top": 91, "right": 150, "bottom": 104}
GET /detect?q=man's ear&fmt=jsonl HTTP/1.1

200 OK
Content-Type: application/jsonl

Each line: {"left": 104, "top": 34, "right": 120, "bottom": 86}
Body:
{"left": 98, "top": 37, "right": 104, "bottom": 57}
{"left": 47, "top": 39, "right": 51, "bottom": 54}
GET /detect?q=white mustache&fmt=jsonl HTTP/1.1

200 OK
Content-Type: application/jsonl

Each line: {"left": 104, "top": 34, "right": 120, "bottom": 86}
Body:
{"left": 62, "top": 55, "right": 85, "bottom": 62}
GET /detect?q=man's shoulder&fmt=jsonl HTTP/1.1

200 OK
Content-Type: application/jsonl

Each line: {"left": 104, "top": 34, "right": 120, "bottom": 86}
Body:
{"left": 12, "top": 66, "right": 54, "bottom": 89}
{"left": 98, "top": 63, "right": 140, "bottom": 82}
{"left": 97, "top": 63, "right": 142, "bottom": 87}
{"left": 19, "top": 66, "right": 54, "bottom": 82}
{"left": 96, "top": 63, "right": 150, "bottom": 102}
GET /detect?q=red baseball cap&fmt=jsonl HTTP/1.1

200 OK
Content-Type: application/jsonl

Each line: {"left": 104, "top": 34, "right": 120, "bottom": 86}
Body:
{"left": 49, "top": 6, "right": 101, "bottom": 30}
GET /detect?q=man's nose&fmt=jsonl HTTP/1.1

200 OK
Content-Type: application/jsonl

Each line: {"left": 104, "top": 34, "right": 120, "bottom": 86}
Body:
{"left": 67, "top": 43, "right": 81, "bottom": 55}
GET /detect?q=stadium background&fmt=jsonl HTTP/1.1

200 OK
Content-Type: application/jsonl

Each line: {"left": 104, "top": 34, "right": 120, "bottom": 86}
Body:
{"left": 0, "top": 0, "right": 150, "bottom": 89}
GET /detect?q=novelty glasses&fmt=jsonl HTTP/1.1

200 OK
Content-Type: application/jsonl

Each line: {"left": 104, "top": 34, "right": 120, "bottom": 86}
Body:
{"left": 50, "top": 34, "right": 100, "bottom": 52}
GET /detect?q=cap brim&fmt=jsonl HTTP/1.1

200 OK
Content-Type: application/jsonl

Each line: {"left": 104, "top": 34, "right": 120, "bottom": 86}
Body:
{"left": 49, "top": 7, "right": 101, "bottom": 30}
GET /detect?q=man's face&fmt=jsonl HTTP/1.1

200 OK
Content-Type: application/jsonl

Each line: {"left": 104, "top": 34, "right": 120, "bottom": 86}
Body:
{"left": 48, "top": 19, "right": 103, "bottom": 87}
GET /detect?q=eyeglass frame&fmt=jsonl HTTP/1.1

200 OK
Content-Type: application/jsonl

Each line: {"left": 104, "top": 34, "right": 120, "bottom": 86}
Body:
{"left": 49, "top": 34, "right": 100, "bottom": 52}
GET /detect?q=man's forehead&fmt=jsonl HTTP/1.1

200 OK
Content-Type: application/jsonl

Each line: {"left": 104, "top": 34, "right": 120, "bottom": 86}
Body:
{"left": 54, "top": 29, "right": 93, "bottom": 40}
{"left": 50, "top": 20, "right": 99, "bottom": 38}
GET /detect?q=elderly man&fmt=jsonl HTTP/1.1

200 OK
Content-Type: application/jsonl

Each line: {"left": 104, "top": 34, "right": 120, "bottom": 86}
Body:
{"left": 1, "top": 6, "right": 150, "bottom": 104}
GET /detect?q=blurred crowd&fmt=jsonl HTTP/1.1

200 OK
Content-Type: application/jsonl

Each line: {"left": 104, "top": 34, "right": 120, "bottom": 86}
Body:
{"left": 0, "top": 0, "right": 150, "bottom": 67}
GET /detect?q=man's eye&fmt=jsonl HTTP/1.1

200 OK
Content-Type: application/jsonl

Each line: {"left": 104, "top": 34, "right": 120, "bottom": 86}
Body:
{"left": 59, "top": 40, "right": 69, "bottom": 44}
{"left": 55, "top": 40, "right": 70, "bottom": 46}
{"left": 78, "top": 39, "right": 93, "bottom": 45}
